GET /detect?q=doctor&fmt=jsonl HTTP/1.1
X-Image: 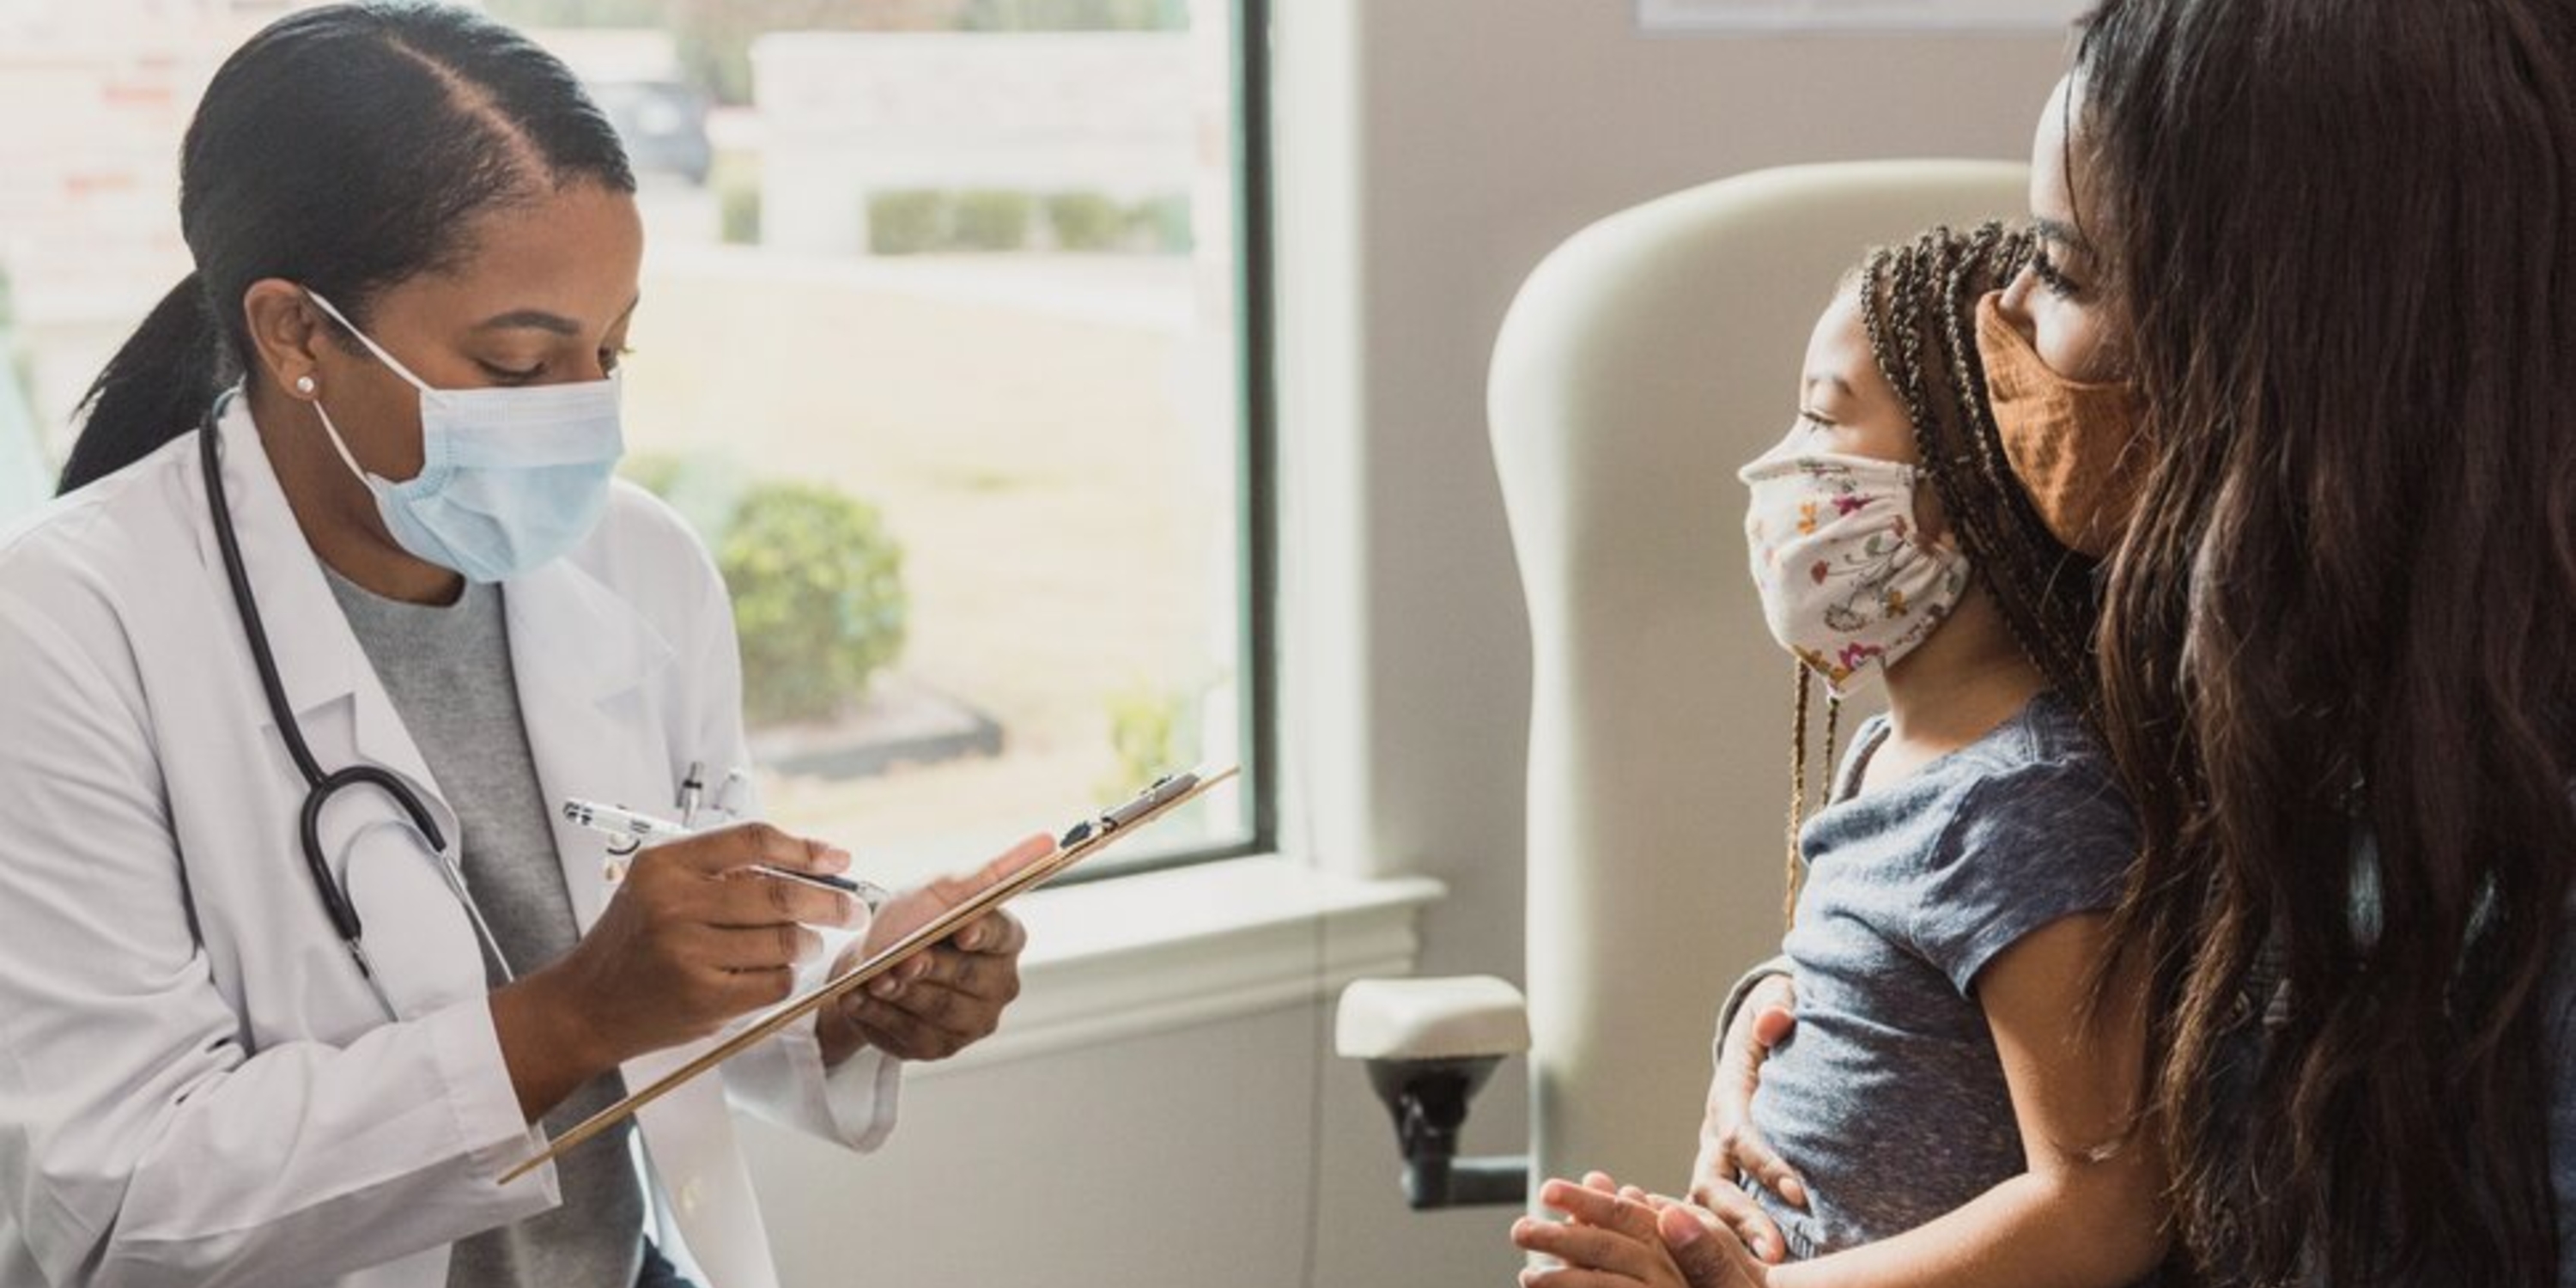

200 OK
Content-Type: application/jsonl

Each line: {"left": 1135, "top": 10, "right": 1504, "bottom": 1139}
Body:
{"left": 0, "top": 4, "right": 1028, "bottom": 1286}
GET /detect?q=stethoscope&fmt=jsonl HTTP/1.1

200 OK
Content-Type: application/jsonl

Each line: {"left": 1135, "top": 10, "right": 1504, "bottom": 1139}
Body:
{"left": 198, "top": 389, "right": 510, "bottom": 1014}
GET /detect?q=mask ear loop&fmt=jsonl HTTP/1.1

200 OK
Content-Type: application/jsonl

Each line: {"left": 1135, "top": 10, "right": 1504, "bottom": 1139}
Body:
{"left": 299, "top": 289, "right": 440, "bottom": 493}
{"left": 307, "top": 399, "right": 377, "bottom": 491}
{"left": 302, "top": 289, "right": 438, "bottom": 394}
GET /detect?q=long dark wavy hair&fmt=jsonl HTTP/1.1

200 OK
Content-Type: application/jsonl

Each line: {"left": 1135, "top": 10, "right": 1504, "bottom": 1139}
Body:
{"left": 2078, "top": 2, "right": 2576, "bottom": 1284}
{"left": 56, "top": 1, "right": 634, "bottom": 494}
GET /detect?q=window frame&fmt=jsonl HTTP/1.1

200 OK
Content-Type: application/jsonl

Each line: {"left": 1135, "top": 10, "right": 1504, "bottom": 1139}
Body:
{"left": 1049, "top": 0, "right": 1278, "bottom": 884}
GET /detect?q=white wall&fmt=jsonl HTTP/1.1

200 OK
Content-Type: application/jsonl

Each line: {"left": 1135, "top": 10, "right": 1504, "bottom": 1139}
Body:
{"left": 744, "top": 6, "right": 2069, "bottom": 1285}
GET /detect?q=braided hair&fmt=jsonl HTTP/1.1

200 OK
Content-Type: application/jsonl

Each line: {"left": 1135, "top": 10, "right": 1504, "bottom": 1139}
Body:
{"left": 1860, "top": 222, "right": 2104, "bottom": 720}
{"left": 1781, "top": 223, "right": 2106, "bottom": 926}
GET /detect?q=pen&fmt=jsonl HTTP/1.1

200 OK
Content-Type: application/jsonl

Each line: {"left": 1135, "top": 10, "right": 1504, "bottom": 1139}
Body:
{"left": 562, "top": 799, "right": 890, "bottom": 908}
{"left": 676, "top": 761, "right": 706, "bottom": 828}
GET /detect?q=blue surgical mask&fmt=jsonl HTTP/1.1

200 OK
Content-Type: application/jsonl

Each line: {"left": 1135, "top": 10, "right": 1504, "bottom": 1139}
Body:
{"left": 301, "top": 289, "right": 624, "bottom": 583}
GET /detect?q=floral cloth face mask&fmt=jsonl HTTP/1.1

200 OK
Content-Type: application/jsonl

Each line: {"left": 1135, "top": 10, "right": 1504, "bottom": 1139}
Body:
{"left": 1738, "top": 450, "right": 1971, "bottom": 694}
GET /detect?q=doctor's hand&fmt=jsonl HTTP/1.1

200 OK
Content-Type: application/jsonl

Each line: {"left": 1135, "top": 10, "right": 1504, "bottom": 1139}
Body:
{"left": 1690, "top": 974, "right": 1802, "bottom": 1264}
{"left": 494, "top": 823, "right": 861, "bottom": 1120}
{"left": 816, "top": 832, "right": 1048, "bottom": 1067}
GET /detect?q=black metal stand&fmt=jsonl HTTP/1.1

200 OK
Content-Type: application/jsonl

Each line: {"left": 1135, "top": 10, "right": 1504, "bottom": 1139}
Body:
{"left": 1366, "top": 1056, "right": 1532, "bottom": 1210}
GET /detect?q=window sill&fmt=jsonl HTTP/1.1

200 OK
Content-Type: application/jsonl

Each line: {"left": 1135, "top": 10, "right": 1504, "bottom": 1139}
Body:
{"left": 902, "top": 855, "right": 1446, "bottom": 1081}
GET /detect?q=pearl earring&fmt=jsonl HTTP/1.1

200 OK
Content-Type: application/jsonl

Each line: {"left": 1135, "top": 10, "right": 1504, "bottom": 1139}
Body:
{"left": 294, "top": 374, "right": 316, "bottom": 397}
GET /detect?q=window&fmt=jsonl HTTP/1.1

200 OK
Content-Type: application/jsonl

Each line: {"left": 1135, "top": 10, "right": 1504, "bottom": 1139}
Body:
{"left": 0, "top": 0, "right": 1273, "bottom": 887}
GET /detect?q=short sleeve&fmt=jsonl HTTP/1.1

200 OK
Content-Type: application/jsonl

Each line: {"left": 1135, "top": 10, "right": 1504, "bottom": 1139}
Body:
{"left": 1905, "top": 762, "right": 2137, "bottom": 996}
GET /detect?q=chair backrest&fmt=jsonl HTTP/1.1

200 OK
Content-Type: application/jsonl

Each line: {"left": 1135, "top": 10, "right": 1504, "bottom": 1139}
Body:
{"left": 1490, "top": 160, "right": 2029, "bottom": 1192}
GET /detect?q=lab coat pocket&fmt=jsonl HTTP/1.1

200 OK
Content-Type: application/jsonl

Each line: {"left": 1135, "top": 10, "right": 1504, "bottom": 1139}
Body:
{"left": 341, "top": 822, "right": 489, "bottom": 1020}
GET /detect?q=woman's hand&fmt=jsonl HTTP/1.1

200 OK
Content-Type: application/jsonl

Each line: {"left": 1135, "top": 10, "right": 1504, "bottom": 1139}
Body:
{"left": 816, "top": 833, "right": 1048, "bottom": 1066}
{"left": 1514, "top": 1175, "right": 1770, "bottom": 1288}
{"left": 493, "top": 822, "right": 861, "bottom": 1119}
{"left": 1691, "top": 973, "right": 1805, "bottom": 1263}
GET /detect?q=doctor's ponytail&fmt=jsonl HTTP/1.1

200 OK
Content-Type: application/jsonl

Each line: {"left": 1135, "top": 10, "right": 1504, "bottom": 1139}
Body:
{"left": 54, "top": 0, "right": 633, "bottom": 494}
{"left": 57, "top": 273, "right": 230, "bottom": 493}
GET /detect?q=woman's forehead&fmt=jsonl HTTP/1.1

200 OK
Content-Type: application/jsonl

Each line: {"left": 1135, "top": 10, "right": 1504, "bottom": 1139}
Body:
{"left": 403, "top": 183, "right": 643, "bottom": 331}
{"left": 2029, "top": 75, "right": 2090, "bottom": 246}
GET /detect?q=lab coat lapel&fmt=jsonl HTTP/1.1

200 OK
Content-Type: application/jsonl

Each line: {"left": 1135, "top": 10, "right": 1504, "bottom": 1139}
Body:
{"left": 206, "top": 393, "right": 463, "bottom": 859}
{"left": 502, "top": 556, "right": 782, "bottom": 1288}
{"left": 503, "top": 553, "right": 676, "bottom": 934}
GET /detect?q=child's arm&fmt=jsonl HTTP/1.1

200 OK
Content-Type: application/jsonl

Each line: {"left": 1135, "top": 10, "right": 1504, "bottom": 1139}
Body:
{"left": 1518, "top": 915, "right": 2164, "bottom": 1288}
{"left": 1765, "top": 912, "right": 2166, "bottom": 1288}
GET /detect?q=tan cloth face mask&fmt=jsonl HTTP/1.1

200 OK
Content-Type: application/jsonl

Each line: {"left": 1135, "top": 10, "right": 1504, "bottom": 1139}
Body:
{"left": 1973, "top": 291, "right": 2152, "bottom": 559}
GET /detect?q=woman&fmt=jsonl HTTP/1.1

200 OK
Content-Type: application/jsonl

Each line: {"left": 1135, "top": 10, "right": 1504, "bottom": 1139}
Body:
{"left": 0, "top": 5, "right": 1028, "bottom": 1285}
{"left": 1547, "top": 2, "right": 2576, "bottom": 1285}
{"left": 1516, "top": 227, "right": 2166, "bottom": 1288}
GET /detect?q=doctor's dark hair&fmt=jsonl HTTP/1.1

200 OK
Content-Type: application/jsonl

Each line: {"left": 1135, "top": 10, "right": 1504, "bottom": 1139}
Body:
{"left": 56, "top": 1, "right": 634, "bottom": 494}
{"left": 2073, "top": 1, "right": 2576, "bottom": 1285}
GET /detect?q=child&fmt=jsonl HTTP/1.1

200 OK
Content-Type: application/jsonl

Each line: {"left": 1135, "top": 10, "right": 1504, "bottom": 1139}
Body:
{"left": 1513, "top": 225, "right": 2164, "bottom": 1288}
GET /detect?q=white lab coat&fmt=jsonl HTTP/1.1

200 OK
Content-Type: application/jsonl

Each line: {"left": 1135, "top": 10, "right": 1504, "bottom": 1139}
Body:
{"left": 0, "top": 394, "right": 902, "bottom": 1287}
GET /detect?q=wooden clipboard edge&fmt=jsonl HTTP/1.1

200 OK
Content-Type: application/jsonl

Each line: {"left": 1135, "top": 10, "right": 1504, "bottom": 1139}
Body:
{"left": 501, "top": 765, "right": 1242, "bottom": 1183}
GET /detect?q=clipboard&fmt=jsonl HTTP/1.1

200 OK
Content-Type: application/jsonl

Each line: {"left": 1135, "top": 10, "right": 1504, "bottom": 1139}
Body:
{"left": 501, "top": 765, "right": 1241, "bottom": 1183}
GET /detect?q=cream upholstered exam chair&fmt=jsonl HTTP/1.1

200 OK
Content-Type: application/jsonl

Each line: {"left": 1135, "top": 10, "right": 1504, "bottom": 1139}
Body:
{"left": 1491, "top": 161, "right": 2028, "bottom": 1194}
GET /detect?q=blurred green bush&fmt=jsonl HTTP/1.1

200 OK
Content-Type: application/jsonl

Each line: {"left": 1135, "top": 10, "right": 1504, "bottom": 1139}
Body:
{"left": 866, "top": 187, "right": 1189, "bottom": 254}
{"left": 628, "top": 455, "right": 909, "bottom": 726}
{"left": 1098, "top": 682, "right": 1197, "bottom": 804}
{"left": 951, "top": 190, "right": 1036, "bottom": 251}
{"left": 715, "top": 153, "right": 762, "bottom": 246}
{"left": 868, "top": 190, "right": 950, "bottom": 255}
{"left": 1044, "top": 191, "right": 1126, "bottom": 251}
{"left": 723, "top": 483, "right": 909, "bottom": 725}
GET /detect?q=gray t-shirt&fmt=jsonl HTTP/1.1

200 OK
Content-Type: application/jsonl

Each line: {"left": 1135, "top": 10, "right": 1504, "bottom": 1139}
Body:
{"left": 325, "top": 568, "right": 645, "bottom": 1288}
{"left": 1747, "top": 690, "right": 2136, "bottom": 1259}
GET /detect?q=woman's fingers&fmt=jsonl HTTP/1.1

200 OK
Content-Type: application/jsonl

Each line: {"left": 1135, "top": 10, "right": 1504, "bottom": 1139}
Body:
{"left": 1722, "top": 1200, "right": 1789, "bottom": 1267}
{"left": 1722, "top": 1123, "right": 1807, "bottom": 1212}
{"left": 708, "top": 964, "right": 796, "bottom": 1013}
{"left": 1715, "top": 979, "right": 1795, "bottom": 1096}
{"left": 841, "top": 993, "right": 981, "bottom": 1061}
{"left": 949, "top": 909, "right": 1028, "bottom": 956}
{"left": 913, "top": 943, "right": 1022, "bottom": 1003}
{"left": 1518, "top": 1267, "right": 1643, "bottom": 1288}
{"left": 865, "top": 835, "right": 1053, "bottom": 950}
{"left": 855, "top": 978, "right": 974, "bottom": 1032}
{"left": 631, "top": 825, "right": 863, "bottom": 928}
{"left": 845, "top": 965, "right": 1012, "bottom": 1043}
{"left": 1513, "top": 1216, "right": 1662, "bottom": 1281}
{"left": 1750, "top": 1004, "right": 1795, "bottom": 1050}
{"left": 836, "top": 947, "right": 1021, "bottom": 1060}
{"left": 1656, "top": 1205, "right": 1770, "bottom": 1288}
{"left": 705, "top": 869, "right": 860, "bottom": 930}
{"left": 1541, "top": 1178, "right": 1664, "bottom": 1244}
{"left": 698, "top": 923, "right": 823, "bottom": 972}
{"left": 1680, "top": 1183, "right": 1788, "bottom": 1266}
{"left": 657, "top": 821, "right": 840, "bottom": 878}
{"left": 966, "top": 834, "right": 1058, "bottom": 886}
{"left": 1700, "top": 975, "right": 1797, "bottom": 1219}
